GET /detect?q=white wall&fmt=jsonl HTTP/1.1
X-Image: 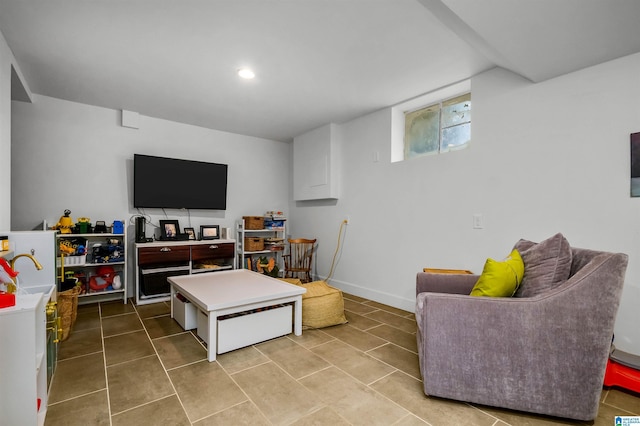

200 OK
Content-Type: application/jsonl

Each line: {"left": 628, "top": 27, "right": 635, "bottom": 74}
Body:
{"left": 289, "top": 53, "right": 640, "bottom": 354}
{"left": 11, "top": 95, "right": 291, "bottom": 295}
{"left": 0, "top": 31, "right": 14, "bottom": 229}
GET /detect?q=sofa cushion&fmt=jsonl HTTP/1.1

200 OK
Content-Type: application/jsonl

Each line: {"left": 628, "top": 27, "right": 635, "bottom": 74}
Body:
{"left": 513, "top": 232, "right": 572, "bottom": 297}
{"left": 470, "top": 249, "right": 524, "bottom": 297}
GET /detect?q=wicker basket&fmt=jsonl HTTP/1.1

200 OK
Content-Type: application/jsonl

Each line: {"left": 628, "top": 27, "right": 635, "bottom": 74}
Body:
{"left": 243, "top": 216, "right": 264, "bottom": 230}
{"left": 244, "top": 237, "right": 264, "bottom": 251}
{"left": 58, "top": 286, "right": 81, "bottom": 341}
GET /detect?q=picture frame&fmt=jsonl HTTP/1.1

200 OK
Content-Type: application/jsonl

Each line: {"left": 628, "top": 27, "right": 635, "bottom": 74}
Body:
{"left": 184, "top": 227, "right": 196, "bottom": 240}
{"left": 159, "top": 220, "right": 180, "bottom": 240}
{"left": 200, "top": 225, "right": 220, "bottom": 240}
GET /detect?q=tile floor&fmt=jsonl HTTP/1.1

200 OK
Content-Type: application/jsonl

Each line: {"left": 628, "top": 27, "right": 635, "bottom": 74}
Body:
{"left": 44, "top": 293, "right": 640, "bottom": 426}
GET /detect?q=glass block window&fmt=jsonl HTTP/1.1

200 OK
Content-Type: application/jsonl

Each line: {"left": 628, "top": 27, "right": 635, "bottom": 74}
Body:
{"left": 404, "top": 93, "right": 471, "bottom": 159}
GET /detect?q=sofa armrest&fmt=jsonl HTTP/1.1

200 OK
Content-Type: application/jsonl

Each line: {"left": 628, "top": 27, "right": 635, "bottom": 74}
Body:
{"left": 416, "top": 272, "right": 478, "bottom": 296}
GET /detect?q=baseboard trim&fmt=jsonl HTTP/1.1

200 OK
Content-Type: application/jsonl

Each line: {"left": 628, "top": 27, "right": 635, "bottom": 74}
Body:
{"left": 316, "top": 276, "right": 415, "bottom": 313}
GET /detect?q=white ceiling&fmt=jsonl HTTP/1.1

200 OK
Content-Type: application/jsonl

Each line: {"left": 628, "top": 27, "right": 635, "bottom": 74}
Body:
{"left": 1, "top": 0, "right": 640, "bottom": 142}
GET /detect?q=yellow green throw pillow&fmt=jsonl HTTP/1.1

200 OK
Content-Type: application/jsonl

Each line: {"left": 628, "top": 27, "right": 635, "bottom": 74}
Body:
{"left": 470, "top": 249, "right": 524, "bottom": 297}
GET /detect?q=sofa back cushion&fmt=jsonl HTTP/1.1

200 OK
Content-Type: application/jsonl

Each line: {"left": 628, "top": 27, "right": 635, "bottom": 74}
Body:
{"left": 513, "top": 233, "right": 573, "bottom": 297}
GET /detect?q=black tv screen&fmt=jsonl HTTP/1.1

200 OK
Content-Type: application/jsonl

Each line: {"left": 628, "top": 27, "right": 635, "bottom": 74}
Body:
{"left": 134, "top": 154, "right": 228, "bottom": 210}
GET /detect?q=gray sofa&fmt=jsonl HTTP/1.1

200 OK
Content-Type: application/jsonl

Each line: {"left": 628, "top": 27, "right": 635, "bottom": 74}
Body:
{"left": 415, "top": 244, "right": 628, "bottom": 421}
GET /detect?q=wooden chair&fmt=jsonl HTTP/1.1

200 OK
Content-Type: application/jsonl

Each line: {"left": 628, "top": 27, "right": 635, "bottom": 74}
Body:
{"left": 283, "top": 238, "right": 316, "bottom": 283}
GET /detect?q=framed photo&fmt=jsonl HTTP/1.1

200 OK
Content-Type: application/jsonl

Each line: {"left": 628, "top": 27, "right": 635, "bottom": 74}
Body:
{"left": 184, "top": 227, "right": 196, "bottom": 240}
{"left": 159, "top": 220, "right": 180, "bottom": 240}
{"left": 200, "top": 225, "right": 220, "bottom": 240}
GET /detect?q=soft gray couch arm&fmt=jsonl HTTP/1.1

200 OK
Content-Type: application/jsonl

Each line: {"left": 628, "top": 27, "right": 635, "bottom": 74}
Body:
{"left": 416, "top": 272, "right": 478, "bottom": 296}
{"left": 415, "top": 251, "right": 627, "bottom": 421}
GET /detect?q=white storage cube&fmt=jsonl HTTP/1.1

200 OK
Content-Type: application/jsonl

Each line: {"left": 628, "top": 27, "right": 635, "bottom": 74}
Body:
{"left": 217, "top": 304, "right": 292, "bottom": 354}
{"left": 173, "top": 293, "right": 197, "bottom": 330}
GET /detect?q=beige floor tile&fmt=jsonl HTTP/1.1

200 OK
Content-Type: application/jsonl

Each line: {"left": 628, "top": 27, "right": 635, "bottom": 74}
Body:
{"left": 216, "top": 345, "right": 270, "bottom": 374}
{"left": 367, "top": 343, "right": 421, "bottom": 379}
{"left": 288, "top": 327, "right": 335, "bottom": 349}
{"left": 256, "top": 336, "right": 330, "bottom": 379}
{"left": 143, "top": 315, "right": 185, "bottom": 339}
{"left": 344, "top": 310, "right": 382, "bottom": 331}
{"left": 45, "top": 390, "right": 110, "bottom": 426}
{"left": 289, "top": 406, "right": 351, "bottom": 425}
{"left": 100, "top": 300, "right": 135, "bottom": 317}
{"left": 367, "top": 323, "right": 417, "bottom": 353}
{"left": 48, "top": 352, "right": 106, "bottom": 403}
{"left": 136, "top": 301, "right": 171, "bottom": 319}
{"left": 111, "top": 394, "right": 190, "bottom": 426}
{"left": 169, "top": 360, "right": 247, "bottom": 422}
{"left": 322, "top": 323, "right": 387, "bottom": 352}
{"left": 104, "top": 329, "right": 155, "bottom": 366}
{"left": 73, "top": 310, "right": 101, "bottom": 331}
{"left": 107, "top": 355, "right": 174, "bottom": 414}
{"left": 311, "top": 339, "right": 396, "bottom": 385}
{"left": 394, "top": 413, "right": 430, "bottom": 425}
{"left": 300, "top": 366, "right": 409, "bottom": 425}
{"left": 101, "top": 312, "right": 143, "bottom": 337}
{"left": 603, "top": 388, "right": 640, "bottom": 414}
{"left": 592, "top": 402, "right": 636, "bottom": 426}
{"left": 77, "top": 302, "right": 100, "bottom": 314}
{"left": 343, "top": 293, "right": 368, "bottom": 303}
{"left": 364, "top": 309, "right": 417, "bottom": 334}
{"left": 233, "top": 362, "right": 323, "bottom": 424}
{"left": 371, "top": 370, "right": 497, "bottom": 426}
{"left": 363, "top": 300, "right": 413, "bottom": 317}
{"left": 482, "top": 405, "right": 584, "bottom": 426}
{"left": 153, "top": 332, "right": 207, "bottom": 370}
{"left": 343, "top": 298, "right": 379, "bottom": 315}
{"left": 58, "top": 327, "right": 103, "bottom": 360}
{"left": 193, "top": 401, "right": 270, "bottom": 426}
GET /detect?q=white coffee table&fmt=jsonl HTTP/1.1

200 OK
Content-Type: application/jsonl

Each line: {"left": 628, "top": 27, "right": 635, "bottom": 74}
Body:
{"left": 168, "top": 269, "right": 306, "bottom": 361}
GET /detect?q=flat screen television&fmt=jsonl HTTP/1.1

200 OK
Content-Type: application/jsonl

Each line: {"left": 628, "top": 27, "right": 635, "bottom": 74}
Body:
{"left": 134, "top": 154, "right": 228, "bottom": 210}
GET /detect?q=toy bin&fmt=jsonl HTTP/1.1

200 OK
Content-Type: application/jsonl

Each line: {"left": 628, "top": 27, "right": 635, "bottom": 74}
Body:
{"left": 173, "top": 293, "right": 197, "bottom": 330}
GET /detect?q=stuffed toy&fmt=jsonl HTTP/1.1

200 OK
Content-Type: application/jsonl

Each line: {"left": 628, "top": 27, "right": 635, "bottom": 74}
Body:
{"left": 89, "top": 265, "right": 120, "bottom": 292}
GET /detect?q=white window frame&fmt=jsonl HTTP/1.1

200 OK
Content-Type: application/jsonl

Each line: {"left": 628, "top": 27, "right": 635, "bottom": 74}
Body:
{"left": 391, "top": 80, "right": 470, "bottom": 163}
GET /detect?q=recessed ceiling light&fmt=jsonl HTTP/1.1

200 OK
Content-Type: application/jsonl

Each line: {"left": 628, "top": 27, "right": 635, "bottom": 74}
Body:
{"left": 237, "top": 68, "right": 255, "bottom": 79}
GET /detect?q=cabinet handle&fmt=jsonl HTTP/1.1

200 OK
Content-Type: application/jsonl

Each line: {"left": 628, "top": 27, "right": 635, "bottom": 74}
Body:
{"left": 160, "top": 247, "right": 172, "bottom": 252}
{"left": 209, "top": 245, "right": 218, "bottom": 249}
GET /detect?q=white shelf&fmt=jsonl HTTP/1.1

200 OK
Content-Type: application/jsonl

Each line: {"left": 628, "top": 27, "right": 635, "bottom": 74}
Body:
{"left": 237, "top": 218, "right": 286, "bottom": 276}
{"left": 57, "top": 232, "right": 127, "bottom": 305}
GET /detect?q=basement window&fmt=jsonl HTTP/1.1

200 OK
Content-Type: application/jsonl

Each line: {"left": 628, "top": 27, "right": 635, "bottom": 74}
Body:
{"left": 404, "top": 93, "right": 471, "bottom": 159}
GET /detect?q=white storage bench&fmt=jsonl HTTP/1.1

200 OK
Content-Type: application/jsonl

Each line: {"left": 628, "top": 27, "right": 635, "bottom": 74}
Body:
{"left": 197, "top": 304, "right": 293, "bottom": 353}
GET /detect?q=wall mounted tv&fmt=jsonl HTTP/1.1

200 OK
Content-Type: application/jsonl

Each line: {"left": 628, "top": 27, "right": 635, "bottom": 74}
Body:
{"left": 134, "top": 154, "right": 228, "bottom": 210}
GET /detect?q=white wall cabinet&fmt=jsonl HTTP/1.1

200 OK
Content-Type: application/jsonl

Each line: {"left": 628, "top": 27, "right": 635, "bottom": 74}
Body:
{"left": 293, "top": 123, "right": 340, "bottom": 200}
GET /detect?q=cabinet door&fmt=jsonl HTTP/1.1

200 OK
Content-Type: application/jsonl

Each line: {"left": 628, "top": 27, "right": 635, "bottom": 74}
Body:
{"left": 138, "top": 245, "right": 190, "bottom": 267}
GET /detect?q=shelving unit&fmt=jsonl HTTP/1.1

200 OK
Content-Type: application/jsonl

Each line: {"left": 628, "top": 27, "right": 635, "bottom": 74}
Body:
{"left": 56, "top": 232, "right": 127, "bottom": 304}
{"left": 0, "top": 285, "right": 55, "bottom": 426}
{"left": 236, "top": 215, "right": 286, "bottom": 277}
{"left": 134, "top": 239, "right": 236, "bottom": 305}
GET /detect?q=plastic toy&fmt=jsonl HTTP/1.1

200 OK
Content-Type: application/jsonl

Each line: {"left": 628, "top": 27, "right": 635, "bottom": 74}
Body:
{"left": 604, "top": 346, "right": 640, "bottom": 394}
{"left": 55, "top": 209, "right": 74, "bottom": 234}
{"left": 89, "top": 265, "right": 118, "bottom": 292}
